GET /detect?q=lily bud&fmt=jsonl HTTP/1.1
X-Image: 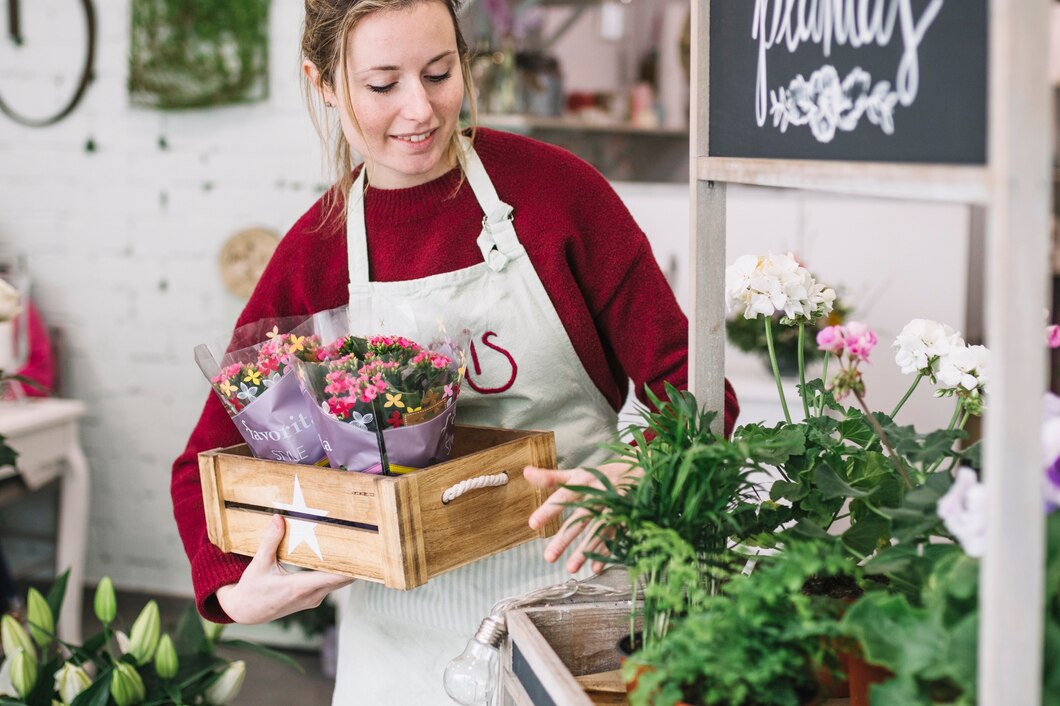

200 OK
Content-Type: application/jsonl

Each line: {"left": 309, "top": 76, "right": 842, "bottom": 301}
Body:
{"left": 110, "top": 663, "right": 145, "bottom": 706}
{"left": 115, "top": 631, "right": 131, "bottom": 655}
{"left": 53, "top": 662, "right": 91, "bottom": 705}
{"left": 93, "top": 577, "right": 116, "bottom": 626}
{"left": 10, "top": 649, "right": 37, "bottom": 699}
{"left": 27, "top": 587, "right": 55, "bottom": 648}
{"left": 153, "top": 635, "right": 178, "bottom": 680}
{"left": 127, "top": 601, "right": 160, "bottom": 665}
{"left": 204, "top": 660, "right": 245, "bottom": 705}
{"left": 0, "top": 657, "right": 15, "bottom": 697}
{"left": 201, "top": 619, "right": 225, "bottom": 643}
{"left": 1, "top": 615, "right": 36, "bottom": 662}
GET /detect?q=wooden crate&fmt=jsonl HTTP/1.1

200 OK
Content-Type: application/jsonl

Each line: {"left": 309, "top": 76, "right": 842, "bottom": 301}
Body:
{"left": 502, "top": 601, "right": 635, "bottom": 706}
{"left": 198, "top": 424, "right": 562, "bottom": 590}
{"left": 501, "top": 599, "right": 852, "bottom": 706}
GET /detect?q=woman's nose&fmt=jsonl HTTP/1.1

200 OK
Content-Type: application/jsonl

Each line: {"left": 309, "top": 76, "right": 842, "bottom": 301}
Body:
{"left": 402, "top": 81, "right": 434, "bottom": 122}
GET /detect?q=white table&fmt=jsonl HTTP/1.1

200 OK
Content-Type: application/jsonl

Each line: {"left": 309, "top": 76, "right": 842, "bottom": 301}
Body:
{"left": 0, "top": 399, "right": 90, "bottom": 643}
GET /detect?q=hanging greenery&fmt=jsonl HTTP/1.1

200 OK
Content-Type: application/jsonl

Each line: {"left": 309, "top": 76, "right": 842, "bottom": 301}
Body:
{"left": 129, "top": 0, "right": 271, "bottom": 110}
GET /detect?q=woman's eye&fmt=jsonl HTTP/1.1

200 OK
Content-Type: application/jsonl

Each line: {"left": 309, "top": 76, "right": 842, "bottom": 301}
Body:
{"left": 368, "top": 82, "right": 397, "bottom": 94}
{"left": 426, "top": 71, "right": 452, "bottom": 84}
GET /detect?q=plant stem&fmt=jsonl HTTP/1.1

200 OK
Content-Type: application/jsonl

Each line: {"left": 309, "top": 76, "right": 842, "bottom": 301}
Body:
{"left": 947, "top": 400, "right": 962, "bottom": 430}
{"left": 854, "top": 389, "right": 913, "bottom": 489}
{"left": 798, "top": 322, "right": 811, "bottom": 420}
{"left": 890, "top": 373, "right": 923, "bottom": 419}
{"left": 764, "top": 317, "right": 792, "bottom": 424}
{"left": 817, "top": 353, "right": 830, "bottom": 416}
{"left": 926, "top": 400, "right": 965, "bottom": 475}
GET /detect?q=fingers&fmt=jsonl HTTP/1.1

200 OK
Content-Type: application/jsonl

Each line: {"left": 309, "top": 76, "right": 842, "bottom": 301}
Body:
{"left": 542, "top": 509, "right": 592, "bottom": 562}
{"left": 523, "top": 466, "right": 572, "bottom": 489}
{"left": 529, "top": 484, "right": 582, "bottom": 531}
{"left": 246, "top": 514, "right": 286, "bottom": 575}
{"left": 566, "top": 525, "right": 608, "bottom": 574}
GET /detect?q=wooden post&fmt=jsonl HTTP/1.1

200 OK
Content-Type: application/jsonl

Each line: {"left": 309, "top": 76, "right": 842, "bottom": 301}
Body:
{"left": 979, "top": 1, "right": 1052, "bottom": 703}
{"left": 690, "top": 0, "right": 726, "bottom": 432}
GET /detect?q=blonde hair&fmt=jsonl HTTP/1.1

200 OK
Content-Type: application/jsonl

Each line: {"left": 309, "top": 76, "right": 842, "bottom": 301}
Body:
{"left": 302, "top": 0, "right": 478, "bottom": 227}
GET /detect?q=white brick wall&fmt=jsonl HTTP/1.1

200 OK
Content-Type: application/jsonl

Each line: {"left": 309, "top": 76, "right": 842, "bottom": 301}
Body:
{"left": 0, "top": 0, "right": 327, "bottom": 595}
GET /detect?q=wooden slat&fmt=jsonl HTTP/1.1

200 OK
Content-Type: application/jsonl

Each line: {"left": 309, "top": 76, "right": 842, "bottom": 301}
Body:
{"left": 415, "top": 435, "right": 561, "bottom": 577}
{"left": 213, "top": 454, "right": 379, "bottom": 526}
{"left": 508, "top": 611, "right": 596, "bottom": 706}
{"left": 197, "top": 454, "right": 227, "bottom": 548}
{"left": 376, "top": 475, "right": 427, "bottom": 590}
{"left": 519, "top": 603, "right": 636, "bottom": 677}
{"left": 222, "top": 507, "right": 385, "bottom": 581}
{"left": 697, "top": 157, "right": 990, "bottom": 204}
{"left": 979, "top": 1, "right": 1051, "bottom": 704}
{"left": 450, "top": 424, "right": 536, "bottom": 458}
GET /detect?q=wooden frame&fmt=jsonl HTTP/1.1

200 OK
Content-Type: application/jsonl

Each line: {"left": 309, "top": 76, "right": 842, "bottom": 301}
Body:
{"left": 691, "top": 1, "right": 1052, "bottom": 704}
{"left": 198, "top": 424, "right": 562, "bottom": 590}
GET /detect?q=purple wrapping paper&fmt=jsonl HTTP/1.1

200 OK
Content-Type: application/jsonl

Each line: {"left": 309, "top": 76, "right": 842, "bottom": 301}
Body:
{"left": 231, "top": 372, "right": 327, "bottom": 465}
{"left": 310, "top": 400, "right": 457, "bottom": 473}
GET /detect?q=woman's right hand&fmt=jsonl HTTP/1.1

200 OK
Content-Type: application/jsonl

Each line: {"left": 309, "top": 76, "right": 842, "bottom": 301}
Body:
{"left": 216, "top": 514, "right": 354, "bottom": 624}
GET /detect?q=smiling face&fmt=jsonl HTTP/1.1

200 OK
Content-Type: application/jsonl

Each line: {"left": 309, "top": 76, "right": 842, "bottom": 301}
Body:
{"left": 321, "top": 1, "right": 465, "bottom": 190}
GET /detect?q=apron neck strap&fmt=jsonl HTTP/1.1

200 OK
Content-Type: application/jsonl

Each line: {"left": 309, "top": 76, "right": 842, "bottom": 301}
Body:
{"left": 346, "top": 136, "right": 520, "bottom": 284}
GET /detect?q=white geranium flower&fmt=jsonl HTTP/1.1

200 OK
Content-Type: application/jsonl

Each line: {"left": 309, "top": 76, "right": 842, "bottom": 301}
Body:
{"left": 725, "top": 252, "right": 835, "bottom": 323}
{"left": 936, "top": 344, "right": 990, "bottom": 393}
{"left": 937, "top": 467, "right": 987, "bottom": 558}
{"left": 893, "top": 319, "right": 965, "bottom": 377}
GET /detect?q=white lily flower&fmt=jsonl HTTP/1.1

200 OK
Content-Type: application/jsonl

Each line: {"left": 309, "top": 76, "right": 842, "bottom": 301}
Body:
{"left": 54, "top": 662, "right": 92, "bottom": 704}
{"left": 937, "top": 467, "right": 987, "bottom": 558}
{"left": 0, "top": 656, "right": 16, "bottom": 697}
{"left": 205, "top": 660, "right": 246, "bottom": 705}
{"left": 0, "top": 280, "right": 19, "bottom": 322}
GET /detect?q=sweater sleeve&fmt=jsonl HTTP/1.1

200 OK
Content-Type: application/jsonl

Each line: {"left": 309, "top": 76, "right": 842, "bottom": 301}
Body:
{"left": 565, "top": 166, "right": 740, "bottom": 437}
{"left": 170, "top": 204, "right": 325, "bottom": 622}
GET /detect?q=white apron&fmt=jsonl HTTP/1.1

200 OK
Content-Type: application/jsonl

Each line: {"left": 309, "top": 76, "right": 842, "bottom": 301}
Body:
{"left": 332, "top": 139, "right": 619, "bottom": 705}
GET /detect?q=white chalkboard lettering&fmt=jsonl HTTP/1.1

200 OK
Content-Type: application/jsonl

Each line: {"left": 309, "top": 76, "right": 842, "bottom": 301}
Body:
{"left": 753, "top": 0, "right": 945, "bottom": 141}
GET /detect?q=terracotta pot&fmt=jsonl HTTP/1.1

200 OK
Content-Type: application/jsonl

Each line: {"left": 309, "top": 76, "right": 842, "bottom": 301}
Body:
{"left": 847, "top": 651, "right": 893, "bottom": 706}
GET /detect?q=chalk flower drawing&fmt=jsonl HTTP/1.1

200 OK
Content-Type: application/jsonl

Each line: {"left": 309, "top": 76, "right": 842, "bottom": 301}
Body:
{"left": 769, "top": 65, "right": 899, "bottom": 143}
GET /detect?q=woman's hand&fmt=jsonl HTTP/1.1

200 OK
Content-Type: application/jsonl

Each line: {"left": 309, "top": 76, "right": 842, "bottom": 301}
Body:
{"left": 524, "top": 461, "right": 642, "bottom": 575}
{"left": 216, "top": 514, "right": 354, "bottom": 624}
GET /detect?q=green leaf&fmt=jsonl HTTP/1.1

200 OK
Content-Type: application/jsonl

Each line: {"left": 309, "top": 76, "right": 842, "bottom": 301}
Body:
{"left": 841, "top": 513, "right": 890, "bottom": 556}
{"left": 173, "top": 605, "right": 209, "bottom": 655}
{"left": 863, "top": 544, "right": 920, "bottom": 576}
{"left": 71, "top": 668, "right": 112, "bottom": 706}
{"left": 813, "top": 463, "right": 872, "bottom": 500}
{"left": 866, "top": 674, "right": 929, "bottom": 706}
{"left": 838, "top": 412, "right": 876, "bottom": 448}
{"left": 0, "top": 434, "right": 17, "bottom": 468}
{"left": 46, "top": 569, "right": 70, "bottom": 626}
{"left": 217, "top": 638, "right": 304, "bottom": 673}
{"left": 842, "top": 593, "right": 943, "bottom": 675}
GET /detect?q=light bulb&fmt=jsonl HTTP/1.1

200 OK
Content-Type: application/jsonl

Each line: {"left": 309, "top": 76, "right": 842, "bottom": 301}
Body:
{"left": 443, "top": 616, "right": 505, "bottom": 705}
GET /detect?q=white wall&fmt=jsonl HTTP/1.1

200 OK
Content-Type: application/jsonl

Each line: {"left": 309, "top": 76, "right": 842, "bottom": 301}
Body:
{"left": 0, "top": 0, "right": 327, "bottom": 594}
{"left": 0, "top": 0, "right": 971, "bottom": 596}
{"left": 614, "top": 182, "right": 971, "bottom": 433}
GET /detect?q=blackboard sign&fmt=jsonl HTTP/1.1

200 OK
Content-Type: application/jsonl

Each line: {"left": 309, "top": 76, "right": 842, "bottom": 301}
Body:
{"left": 708, "top": 0, "right": 988, "bottom": 164}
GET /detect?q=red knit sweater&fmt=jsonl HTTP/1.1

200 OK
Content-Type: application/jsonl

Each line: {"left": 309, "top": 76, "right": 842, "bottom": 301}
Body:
{"left": 172, "top": 128, "right": 739, "bottom": 621}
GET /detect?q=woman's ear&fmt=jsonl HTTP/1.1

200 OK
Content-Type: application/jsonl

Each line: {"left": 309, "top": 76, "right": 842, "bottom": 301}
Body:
{"left": 303, "top": 60, "right": 338, "bottom": 107}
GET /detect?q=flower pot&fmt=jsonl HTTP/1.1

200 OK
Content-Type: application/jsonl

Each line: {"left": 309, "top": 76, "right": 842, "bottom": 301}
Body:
{"left": 847, "top": 651, "right": 893, "bottom": 706}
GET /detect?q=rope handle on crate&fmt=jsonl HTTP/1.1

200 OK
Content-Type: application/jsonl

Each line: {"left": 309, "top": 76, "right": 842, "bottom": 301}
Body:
{"left": 441, "top": 472, "right": 509, "bottom": 504}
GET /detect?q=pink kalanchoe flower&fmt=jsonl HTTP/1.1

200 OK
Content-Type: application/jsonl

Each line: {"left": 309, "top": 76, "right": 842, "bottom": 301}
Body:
{"left": 816, "top": 325, "right": 845, "bottom": 354}
{"left": 843, "top": 322, "right": 878, "bottom": 362}
{"left": 1047, "top": 324, "right": 1060, "bottom": 349}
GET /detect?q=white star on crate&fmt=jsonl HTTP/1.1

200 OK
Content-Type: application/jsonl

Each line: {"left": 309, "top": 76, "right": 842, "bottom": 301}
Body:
{"left": 272, "top": 476, "right": 330, "bottom": 561}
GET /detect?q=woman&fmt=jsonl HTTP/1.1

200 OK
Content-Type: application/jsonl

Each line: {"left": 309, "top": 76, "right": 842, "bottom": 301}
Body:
{"left": 171, "top": 0, "right": 739, "bottom": 702}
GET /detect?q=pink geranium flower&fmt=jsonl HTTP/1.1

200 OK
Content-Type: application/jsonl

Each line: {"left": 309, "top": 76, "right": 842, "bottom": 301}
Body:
{"left": 816, "top": 326, "right": 845, "bottom": 354}
{"left": 843, "top": 322, "right": 878, "bottom": 362}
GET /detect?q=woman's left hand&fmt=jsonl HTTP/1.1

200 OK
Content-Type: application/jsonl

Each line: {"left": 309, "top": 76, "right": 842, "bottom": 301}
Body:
{"left": 524, "top": 462, "right": 641, "bottom": 574}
